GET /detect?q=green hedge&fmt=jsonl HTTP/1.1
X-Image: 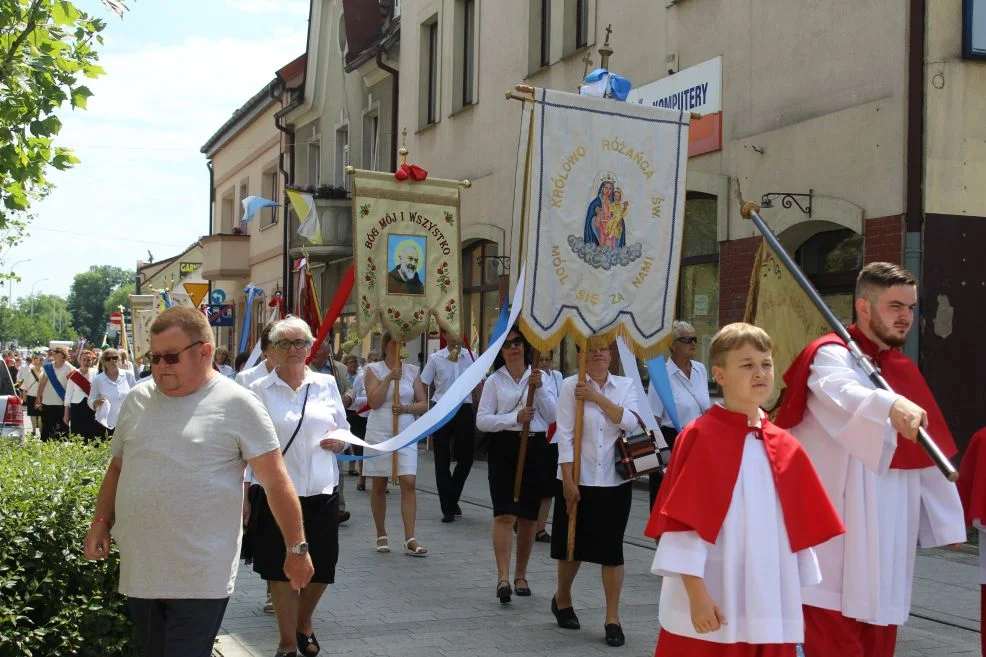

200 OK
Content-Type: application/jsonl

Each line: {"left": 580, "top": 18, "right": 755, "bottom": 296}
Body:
{"left": 0, "top": 438, "right": 139, "bottom": 656}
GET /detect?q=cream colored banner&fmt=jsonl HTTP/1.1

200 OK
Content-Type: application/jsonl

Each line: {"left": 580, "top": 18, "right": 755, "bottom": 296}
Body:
{"left": 351, "top": 169, "right": 463, "bottom": 343}
{"left": 128, "top": 295, "right": 160, "bottom": 359}
{"left": 744, "top": 242, "right": 829, "bottom": 406}
{"left": 515, "top": 88, "right": 690, "bottom": 359}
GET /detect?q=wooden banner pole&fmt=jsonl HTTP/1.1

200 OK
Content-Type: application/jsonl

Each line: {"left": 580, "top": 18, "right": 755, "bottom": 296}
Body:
{"left": 512, "top": 350, "right": 541, "bottom": 502}
{"left": 566, "top": 350, "right": 589, "bottom": 561}
{"left": 391, "top": 343, "right": 402, "bottom": 486}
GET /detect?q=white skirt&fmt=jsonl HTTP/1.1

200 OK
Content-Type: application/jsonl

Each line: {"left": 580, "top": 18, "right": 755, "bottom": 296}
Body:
{"left": 362, "top": 408, "right": 417, "bottom": 478}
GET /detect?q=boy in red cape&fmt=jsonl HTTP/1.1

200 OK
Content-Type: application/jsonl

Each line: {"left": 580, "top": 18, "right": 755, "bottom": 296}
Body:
{"left": 958, "top": 428, "right": 986, "bottom": 657}
{"left": 646, "top": 323, "right": 844, "bottom": 657}
{"left": 775, "top": 262, "right": 966, "bottom": 657}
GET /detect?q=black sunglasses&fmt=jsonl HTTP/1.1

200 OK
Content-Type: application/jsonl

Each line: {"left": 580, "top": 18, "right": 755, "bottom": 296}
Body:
{"left": 675, "top": 336, "right": 698, "bottom": 345}
{"left": 103, "top": 356, "right": 119, "bottom": 362}
{"left": 502, "top": 337, "right": 526, "bottom": 349}
{"left": 148, "top": 341, "right": 204, "bottom": 365}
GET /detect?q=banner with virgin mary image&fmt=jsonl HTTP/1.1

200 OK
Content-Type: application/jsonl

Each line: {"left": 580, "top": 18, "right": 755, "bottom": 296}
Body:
{"left": 515, "top": 88, "right": 690, "bottom": 358}
{"left": 351, "top": 168, "right": 463, "bottom": 344}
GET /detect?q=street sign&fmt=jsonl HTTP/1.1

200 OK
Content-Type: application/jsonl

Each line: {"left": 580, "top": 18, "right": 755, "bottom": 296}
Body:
{"left": 206, "top": 304, "right": 234, "bottom": 327}
{"left": 210, "top": 289, "right": 226, "bottom": 304}
{"left": 109, "top": 312, "right": 123, "bottom": 326}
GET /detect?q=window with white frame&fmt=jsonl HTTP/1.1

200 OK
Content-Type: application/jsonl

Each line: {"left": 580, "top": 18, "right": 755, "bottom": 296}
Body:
{"left": 562, "top": 0, "right": 593, "bottom": 56}
{"left": 238, "top": 180, "right": 249, "bottom": 223}
{"left": 453, "top": 0, "right": 477, "bottom": 110}
{"left": 260, "top": 167, "right": 278, "bottom": 228}
{"left": 419, "top": 16, "right": 440, "bottom": 127}
{"left": 220, "top": 190, "right": 235, "bottom": 233}
{"left": 335, "top": 125, "right": 350, "bottom": 191}
{"left": 307, "top": 135, "right": 321, "bottom": 186}
{"left": 362, "top": 113, "right": 380, "bottom": 171}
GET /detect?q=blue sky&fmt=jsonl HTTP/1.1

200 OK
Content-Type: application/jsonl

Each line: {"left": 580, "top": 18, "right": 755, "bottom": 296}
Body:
{"left": 3, "top": 0, "right": 309, "bottom": 304}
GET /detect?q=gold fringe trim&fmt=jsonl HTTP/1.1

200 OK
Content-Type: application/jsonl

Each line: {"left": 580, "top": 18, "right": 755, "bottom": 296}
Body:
{"left": 742, "top": 241, "right": 766, "bottom": 324}
{"left": 518, "top": 316, "right": 674, "bottom": 363}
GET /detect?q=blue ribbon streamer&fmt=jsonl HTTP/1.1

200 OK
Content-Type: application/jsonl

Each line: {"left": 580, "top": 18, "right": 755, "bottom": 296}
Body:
{"left": 646, "top": 355, "right": 682, "bottom": 431}
{"left": 339, "top": 293, "right": 513, "bottom": 462}
{"left": 239, "top": 285, "right": 262, "bottom": 353}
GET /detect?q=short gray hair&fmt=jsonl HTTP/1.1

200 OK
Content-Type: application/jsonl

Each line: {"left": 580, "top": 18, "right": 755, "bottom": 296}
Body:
{"left": 367, "top": 348, "right": 382, "bottom": 361}
{"left": 671, "top": 320, "right": 696, "bottom": 340}
{"left": 269, "top": 316, "right": 314, "bottom": 344}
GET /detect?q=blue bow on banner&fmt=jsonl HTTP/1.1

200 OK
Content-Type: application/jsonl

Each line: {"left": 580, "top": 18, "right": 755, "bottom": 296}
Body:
{"left": 158, "top": 290, "right": 173, "bottom": 309}
{"left": 239, "top": 284, "right": 263, "bottom": 353}
{"left": 580, "top": 68, "right": 632, "bottom": 102}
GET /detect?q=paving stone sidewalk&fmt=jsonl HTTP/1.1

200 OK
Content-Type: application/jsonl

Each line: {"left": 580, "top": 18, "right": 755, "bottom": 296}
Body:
{"left": 217, "top": 449, "right": 982, "bottom": 657}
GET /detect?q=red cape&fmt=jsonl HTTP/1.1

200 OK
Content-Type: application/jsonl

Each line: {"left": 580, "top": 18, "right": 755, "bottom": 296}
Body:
{"left": 67, "top": 369, "right": 91, "bottom": 397}
{"left": 959, "top": 428, "right": 986, "bottom": 526}
{"left": 774, "top": 324, "right": 957, "bottom": 470}
{"left": 644, "top": 404, "right": 844, "bottom": 552}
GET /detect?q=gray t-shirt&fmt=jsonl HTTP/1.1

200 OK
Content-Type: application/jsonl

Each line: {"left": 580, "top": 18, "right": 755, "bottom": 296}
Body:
{"left": 110, "top": 374, "right": 279, "bottom": 598}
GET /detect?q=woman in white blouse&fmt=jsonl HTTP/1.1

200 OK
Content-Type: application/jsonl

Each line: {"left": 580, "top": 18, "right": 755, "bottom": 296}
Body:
{"left": 476, "top": 326, "right": 557, "bottom": 604}
{"left": 247, "top": 316, "right": 352, "bottom": 657}
{"left": 363, "top": 332, "right": 429, "bottom": 556}
{"left": 551, "top": 344, "right": 641, "bottom": 648}
{"left": 89, "top": 348, "right": 137, "bottom": 436}
{"left": 648, "top": 320, "right": 712, "bottom": 507}
{"left": 63, "top": 349, "right": 99, "bottom": 440}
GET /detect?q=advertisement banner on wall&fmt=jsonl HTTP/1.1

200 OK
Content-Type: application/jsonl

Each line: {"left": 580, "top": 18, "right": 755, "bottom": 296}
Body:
{"left": 627, "top": 56, "right": 723, "bottom": 157}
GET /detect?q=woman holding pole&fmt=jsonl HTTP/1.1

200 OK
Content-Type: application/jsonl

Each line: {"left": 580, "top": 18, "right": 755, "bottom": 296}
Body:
{"left": 550, "top": 343, "right": 641, "bottom": 648}
{"left": 476, "top": 326, "right": 556, "bottom": 604}
{"left": 363, "top": 332, "right": 429, "bottom": 556}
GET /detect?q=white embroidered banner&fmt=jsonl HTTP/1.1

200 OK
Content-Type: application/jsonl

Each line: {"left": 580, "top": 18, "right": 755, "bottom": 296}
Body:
{"left": 516, "top": 88, "right": 690, "bottom": 358}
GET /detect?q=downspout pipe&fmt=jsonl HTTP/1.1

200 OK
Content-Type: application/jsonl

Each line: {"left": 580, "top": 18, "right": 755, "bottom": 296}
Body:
{"left": 376, "top": 48, "right": 400, "bottom": 173}
{"left": 275, "top": 95, "right": 301, "bottom": 312}
{"left": 904, "top": 0, "right": 926, "bottom": 364}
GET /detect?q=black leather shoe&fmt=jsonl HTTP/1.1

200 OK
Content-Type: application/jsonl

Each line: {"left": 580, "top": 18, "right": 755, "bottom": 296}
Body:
{"left": 497, "top": 580, "right": 512, "bottom": 604}
{"left": 455, "top": 504, "right": 463, "bottom": 516}
{"left": 551, "top": 595, "right": 580, "bottom": 630}
{"left": 513, "top": 577, "right": 531, "bottom": 596}
{"left": 604, "top": 623, "right": 625, "bottom": 647}
{"left": 441, "top": 513, "right": 456, "bottom": 523}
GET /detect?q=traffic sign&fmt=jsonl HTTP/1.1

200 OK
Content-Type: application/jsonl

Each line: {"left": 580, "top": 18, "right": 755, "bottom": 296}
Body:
{"left": 205, "top": 304, "right": 235, "bottom": 327}
{"left": 210, "top": 289, "right": 227, "bottom": 304}
{"left": 109, "top": 312, "right": 123, "bottom": 326}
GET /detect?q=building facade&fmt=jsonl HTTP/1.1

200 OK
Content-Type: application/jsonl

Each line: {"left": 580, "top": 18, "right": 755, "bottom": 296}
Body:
{"left": 395, "top": 0, "right": 984, "bottom": 448}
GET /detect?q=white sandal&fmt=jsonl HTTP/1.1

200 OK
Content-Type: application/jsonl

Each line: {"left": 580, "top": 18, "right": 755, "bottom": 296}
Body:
{"left": 375, "top": 535, "right": 390, "bottom": 553}
{"left": 404, "top": 537, "right": 428, "bottom": 557}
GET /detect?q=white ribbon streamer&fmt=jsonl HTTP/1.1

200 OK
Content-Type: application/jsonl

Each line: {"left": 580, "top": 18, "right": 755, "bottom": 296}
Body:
{"left": 329, "top": 267, "right": 526, "bottom": 455}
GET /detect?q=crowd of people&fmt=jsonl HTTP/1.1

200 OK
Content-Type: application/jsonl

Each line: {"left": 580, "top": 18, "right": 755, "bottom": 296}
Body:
{"left": 64, "top": 261, "right": 983, "bottom": 657}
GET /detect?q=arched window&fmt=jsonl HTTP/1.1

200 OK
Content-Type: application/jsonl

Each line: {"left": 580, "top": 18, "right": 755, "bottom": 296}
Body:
{"left": 795, "top": 228, "right": 863, "bottom": 326}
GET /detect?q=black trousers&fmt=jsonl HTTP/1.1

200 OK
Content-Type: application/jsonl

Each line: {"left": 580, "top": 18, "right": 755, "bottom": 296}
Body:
{"left": 40, "top": 404, "right": 67, "bottom": 441}
{"left": 69, "top": 400, "right": 102, "bottom": 441}
{"left": 433, "top": 403, "right": 476, "bottom": 515}
{"left": 127, "top": 597, "right": 229, "bottom": 657}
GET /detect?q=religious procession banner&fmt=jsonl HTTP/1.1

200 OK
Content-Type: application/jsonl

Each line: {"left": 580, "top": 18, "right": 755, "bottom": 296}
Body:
{"left": 743, "top": 241, "right": 829, "bottom": 408}
{"left": 351, "top": 169, "right": 463, "bottom": 343}
{"left": 515, "top": 88, "right": 690, "bottom": 358}
{"left": 128, "top": 294, "right": 160, "bottom": 359}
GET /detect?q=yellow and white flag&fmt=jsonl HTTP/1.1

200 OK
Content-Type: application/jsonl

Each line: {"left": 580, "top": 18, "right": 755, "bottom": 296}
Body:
{"left": 743, "top": 241, "right": 830, "bottom": 405}
{"left": 514, "top": 88, "right": 690, "bottom": 358}
{"left": 287, "top": 189, "right": 323, "bottom": 245}
{"left": 351, "top": 169, "right": 463, "bottom": 343}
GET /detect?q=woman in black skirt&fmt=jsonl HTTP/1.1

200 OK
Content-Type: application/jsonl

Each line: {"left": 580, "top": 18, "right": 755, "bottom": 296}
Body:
{"left": 245, "top": 316, "right": 353, "bottom": 657}
{"left": 550, "top": 343, "right": 642, "bottom": 648}
{"left": 476, "top": 326, "right": 557, "bottom": 604}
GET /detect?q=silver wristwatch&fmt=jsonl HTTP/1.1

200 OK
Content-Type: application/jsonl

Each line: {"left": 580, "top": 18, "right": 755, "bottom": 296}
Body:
{"left": 285, "top": 541, "right": 309, "bottom": 555}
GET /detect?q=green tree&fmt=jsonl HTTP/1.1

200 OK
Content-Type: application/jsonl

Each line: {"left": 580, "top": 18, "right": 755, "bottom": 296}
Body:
{"left": 66, "top": 264, "right": 131, "bottom": 340}
{"left": 0, "top": 293, "right": 76, "bottom": 346}
{"left": 103, "top": 280, "right": 133, "bottom": 317}
{"left": 0, "top": 0, "right": 130, "bottom": 254}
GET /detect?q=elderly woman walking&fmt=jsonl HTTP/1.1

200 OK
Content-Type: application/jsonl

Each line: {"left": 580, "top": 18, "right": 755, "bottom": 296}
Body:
{"left": 89, "top": 348, "right": 138, "bottom": 438}
{"left": 550, "top": 343, "right": 642, "bottom": 648}
{"left": 247, "top": 316, "right": 353, "bottom": 657}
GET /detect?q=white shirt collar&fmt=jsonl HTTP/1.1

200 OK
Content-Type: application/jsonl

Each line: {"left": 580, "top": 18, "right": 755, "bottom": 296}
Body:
{"left": 260, "top": 366, "right": 316, "bottom": 390}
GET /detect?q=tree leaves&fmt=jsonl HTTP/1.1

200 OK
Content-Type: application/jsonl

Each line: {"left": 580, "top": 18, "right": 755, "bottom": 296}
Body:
{"left": 0, "top": 0, "right": 130, "bottom": 256}
{"left": 66, "top": 265, "right": 134, "bottom": 341}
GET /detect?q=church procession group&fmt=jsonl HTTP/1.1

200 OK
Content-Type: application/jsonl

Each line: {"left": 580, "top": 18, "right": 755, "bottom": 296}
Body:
{"left": 76, "top": 64, "right": 985, "bottom": 657}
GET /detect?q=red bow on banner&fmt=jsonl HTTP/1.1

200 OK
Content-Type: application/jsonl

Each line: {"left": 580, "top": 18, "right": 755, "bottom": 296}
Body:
{"left": 394, "top": 163, "right": 428, "bottom": 182}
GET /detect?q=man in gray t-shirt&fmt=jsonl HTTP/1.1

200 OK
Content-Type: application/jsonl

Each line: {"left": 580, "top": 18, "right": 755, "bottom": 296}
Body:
{"left": 84, "top": 307, "right": 313, "bottom": 657}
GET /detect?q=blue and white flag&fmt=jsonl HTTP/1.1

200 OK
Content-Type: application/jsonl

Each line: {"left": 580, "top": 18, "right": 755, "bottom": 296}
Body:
{"left": 241, "top": 196, "right": 279, "bottom": 223}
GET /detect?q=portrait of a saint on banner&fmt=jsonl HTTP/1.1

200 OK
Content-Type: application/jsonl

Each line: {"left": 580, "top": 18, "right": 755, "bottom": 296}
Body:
{"left": 516, "top": 88, "right": 690, "bottom": 357}
{"left": 351, "top": 169, "right": 463, "bottom": 343}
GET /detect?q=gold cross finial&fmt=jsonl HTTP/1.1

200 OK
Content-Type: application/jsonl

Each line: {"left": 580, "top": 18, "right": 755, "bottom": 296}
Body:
{"left": 604, "top": 24, "right": 613, "bottom": 47}
{"left": 399, "top": 127, "right": 409, "bottom": 166}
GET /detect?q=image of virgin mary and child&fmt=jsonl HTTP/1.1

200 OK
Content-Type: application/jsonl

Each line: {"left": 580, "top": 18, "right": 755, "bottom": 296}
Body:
{"left": 583, "top": 179, "right": 628, "bottom": 249}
